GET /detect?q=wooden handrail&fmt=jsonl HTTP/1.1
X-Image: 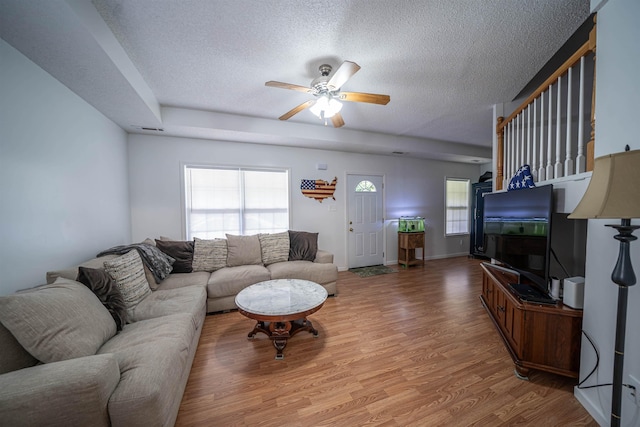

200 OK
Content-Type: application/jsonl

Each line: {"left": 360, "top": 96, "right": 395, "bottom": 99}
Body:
{"left": 497, "top": 38, "right": 594, "bottom": 133}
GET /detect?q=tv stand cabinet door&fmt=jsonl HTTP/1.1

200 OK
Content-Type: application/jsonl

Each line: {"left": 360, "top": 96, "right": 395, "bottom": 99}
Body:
{"left": 496, "top": 286, "right": 524, "bottom": 358}
{"left": 481, "top": 272, "right": 497, "bottom": 314}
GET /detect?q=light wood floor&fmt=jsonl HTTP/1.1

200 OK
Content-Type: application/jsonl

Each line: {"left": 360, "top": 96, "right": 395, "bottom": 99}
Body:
{"left": 176, "top": 257, "right": 596, "bottom": 426}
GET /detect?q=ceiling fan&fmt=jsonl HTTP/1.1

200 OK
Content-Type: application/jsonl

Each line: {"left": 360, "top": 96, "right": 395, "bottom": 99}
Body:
{"left": 265, "top": 61, "right": 390, "bottom": 128}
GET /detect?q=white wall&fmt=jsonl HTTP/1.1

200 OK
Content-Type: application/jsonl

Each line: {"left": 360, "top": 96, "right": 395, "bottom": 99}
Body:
{"left": 574, "top": 0, "right": 640, "bottom": 425}
{"left": 128, "top": 134, "right": 482, "bottom": 270}
{"left": 0, "top": 40, "right": 131, "bottom": 295}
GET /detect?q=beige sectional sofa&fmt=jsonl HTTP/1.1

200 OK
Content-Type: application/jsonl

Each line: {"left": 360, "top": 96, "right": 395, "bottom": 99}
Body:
{"left": 0, "top": 279, "right": 206, "bottom": 427}
{"left": 0, "top": 231, "right": 337, "bottom": 426}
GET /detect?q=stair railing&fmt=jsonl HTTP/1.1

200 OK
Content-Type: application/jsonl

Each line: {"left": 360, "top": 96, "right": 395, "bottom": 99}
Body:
{"left": 496, "top": 17, "right": 597, "bottom": 190}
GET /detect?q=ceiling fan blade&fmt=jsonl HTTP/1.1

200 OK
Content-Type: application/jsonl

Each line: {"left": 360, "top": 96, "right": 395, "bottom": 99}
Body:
{"left": 265, "top": 81, "right": 312, "bottom": 94}
{"left": 279, "top": 100, "right": 315, "bottom": 120}
{"left": 337, "top": 91, "right": 390, "bottom": 105}
{"left": 331, "top": 112, "right": 345, "bottom": 128}
{"left": 327, "top": 61, "right": 361, "bottom": 91}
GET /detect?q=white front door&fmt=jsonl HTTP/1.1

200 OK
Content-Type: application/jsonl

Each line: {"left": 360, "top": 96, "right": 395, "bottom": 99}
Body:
{"left": 347, "top": 174, "right": 384, "bottom": 268}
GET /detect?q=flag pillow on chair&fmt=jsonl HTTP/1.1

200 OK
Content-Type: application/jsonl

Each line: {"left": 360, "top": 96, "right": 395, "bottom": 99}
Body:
{"left": 508, "top": 165, "right": 536, "bottom": 191}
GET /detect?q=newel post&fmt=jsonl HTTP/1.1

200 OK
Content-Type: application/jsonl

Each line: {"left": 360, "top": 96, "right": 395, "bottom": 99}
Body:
{"left": 496, "top": 116, "right": 504, "bottom": 190}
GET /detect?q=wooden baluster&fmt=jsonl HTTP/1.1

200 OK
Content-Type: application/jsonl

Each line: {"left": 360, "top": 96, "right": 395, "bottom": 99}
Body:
{"left": 554, "top": 75, "right": 563, "bottom": 179}
{"left": 525, "top": 104, "right": 531, "bottom": 168}
{"left": 564, "top": 67, "right": 574, "bottom": 176}
{"left": 520, "top": 112, "right": 525, "bottom": 167}
{"left": 530, "top": 101, "right": 537, "bottom": 181}
{"left": 546, "top": 83, "right": 554, "bottom": 180}
{"left": 539, "top": 90, "right": 546, "bottom": 181}
{"left": 515, "top": 113, "right": 520, "bottom": 171}
{"left": 509, "top": 121, "right": 515, "bottom": 186}
{"left": 506, "top": 122, "right": 512, "bottom": 188}
{"left": 576, "top": 56, "right": 586, "bottom": 173}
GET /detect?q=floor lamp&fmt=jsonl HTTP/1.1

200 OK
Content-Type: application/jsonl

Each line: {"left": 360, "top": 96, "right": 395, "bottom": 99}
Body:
{"left": 569, "top": 147, "right": 640, "bottom": 427}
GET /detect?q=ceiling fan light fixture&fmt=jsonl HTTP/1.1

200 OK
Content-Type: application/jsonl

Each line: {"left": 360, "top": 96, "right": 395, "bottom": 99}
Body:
{"left": 310, "top": 95, "right": 342, "bottom": 119}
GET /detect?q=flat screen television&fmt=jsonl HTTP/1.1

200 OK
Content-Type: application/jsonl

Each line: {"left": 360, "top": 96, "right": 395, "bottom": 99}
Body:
{"left": 481, "top": 185, "right": 554, "bottom": 293}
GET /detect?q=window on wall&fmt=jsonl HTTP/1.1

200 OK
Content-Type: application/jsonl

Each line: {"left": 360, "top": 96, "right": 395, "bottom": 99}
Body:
{"left": 184, "top": 166, "right": 289, "bottom": 239}
{"left": 445, "top": 178, "right": 470, "bottom": 235}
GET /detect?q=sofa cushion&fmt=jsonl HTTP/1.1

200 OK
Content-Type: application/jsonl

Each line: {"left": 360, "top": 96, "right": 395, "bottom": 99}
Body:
{"left": 129, "top": 286, "right": 207, "bottom": 331}
{"left": 77, "top": 266, "right": 128, "bottom": 331}
{"left": 103, "top": 250, "right": 152, "bottom": 312}
{"left": 97, "top": 314, "right": 195, "bottom": 427}
{"left": 0, "top": 278, "right": 117, "bottom": 363}
{"left": 267, "top": 260, "right": 338, "bottom": 285}
{"left": 192, "top": 238, "right": 227, "bottom": 272}
{"left": 288, "top": 230, "right": 318, "bottom": 261}
{"left": 155, "top": 239, "right": 194, "bottom": 273}
{"left": 258, "top": 231, "right": 290, "bottom": 265}
{"left": 207, "top": 265, "right": 271, "bottom": 298}
{"left": 226, "top": 234, "right": 262, "bottom": 266}
{"left": 156, "top": 271, "right": 210, "bottom": 291}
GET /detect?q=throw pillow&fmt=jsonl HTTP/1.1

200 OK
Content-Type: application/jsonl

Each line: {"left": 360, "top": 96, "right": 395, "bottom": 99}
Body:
{"left": 258, "top": 232, "right": 290, "bottom": 265}
{"left": 103, "top": 250, "right": 151, "bottom": 310}
{"left": 77, "top": 266, "right": 128, "bottom": 331}
{"left": 0, "top": 278, "right": 117, "bottom": 363}
{"left": 192, "top": 238, "right": 228, "bottom": 272}
{"left": 155, "top": 239, "right": 194, "bottom": 273}
{"left": 289, "top": 230, "right": 319, "bottom": 261}
{"left": 226, "top": 234, "right": 263, "bottom": 266}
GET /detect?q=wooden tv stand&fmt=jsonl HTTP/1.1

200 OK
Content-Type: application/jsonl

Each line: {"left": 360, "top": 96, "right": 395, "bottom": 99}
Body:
{"left": 480, "top": 262, "right": 583, "bottom": 379}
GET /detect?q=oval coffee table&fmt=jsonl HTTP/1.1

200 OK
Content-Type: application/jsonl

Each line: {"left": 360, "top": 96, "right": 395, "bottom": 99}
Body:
{"left": 235, "top": 279, "right": 328, "bottom": 359}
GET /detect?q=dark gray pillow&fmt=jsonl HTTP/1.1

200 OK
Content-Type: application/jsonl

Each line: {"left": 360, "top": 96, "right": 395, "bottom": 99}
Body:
{"left": 288, "top": 230, "right": 318, "bottom": 261}
{"left": 77, "top": 267, "right": 128, "bottom": 331}
{"left": 155, "top": 239, "right": 194, "bottom": 273}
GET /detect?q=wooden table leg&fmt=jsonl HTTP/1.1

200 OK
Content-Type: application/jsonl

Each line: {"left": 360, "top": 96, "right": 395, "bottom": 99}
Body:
{"left": 269, "top": 321, "right": 292, "bottom": 359}
{"left": 247, "top": 321, "right": 268, "bottom": 339}
{"left": 246, "top": 318, "right": 320, "bottom": 359}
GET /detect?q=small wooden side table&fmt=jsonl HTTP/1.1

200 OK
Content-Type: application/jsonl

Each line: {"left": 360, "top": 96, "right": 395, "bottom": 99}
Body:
{"left": 398, "top": 232, "right": 424, "bottom": 267}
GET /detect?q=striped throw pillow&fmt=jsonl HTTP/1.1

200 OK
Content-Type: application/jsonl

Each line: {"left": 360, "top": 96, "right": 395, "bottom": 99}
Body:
{"left": 103, "top": 250, "right": 151, "bottom": 310}
{"left": 192, "top": 238, "right": 228, "bottom": 272}
{"left": 258, "top": 232, "right": 290, "bottom": 265}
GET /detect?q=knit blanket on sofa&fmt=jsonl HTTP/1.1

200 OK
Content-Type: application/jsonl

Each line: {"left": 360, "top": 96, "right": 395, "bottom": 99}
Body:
{"left": 97, "top": 243, "right": 174, "bottom": 284}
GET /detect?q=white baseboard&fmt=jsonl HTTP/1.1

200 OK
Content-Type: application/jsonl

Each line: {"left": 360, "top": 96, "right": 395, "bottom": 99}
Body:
{"left": 426, "top": 252, "right": 469, "bottom": 260}
{"left": 574, "top": 387, "right": 607, "bottom": 426}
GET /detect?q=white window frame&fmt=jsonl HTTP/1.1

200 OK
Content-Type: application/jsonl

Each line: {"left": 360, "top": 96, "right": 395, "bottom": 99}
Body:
{"left": 182, "top": 164, "right": 291, "bottom": 239}
{"left": 445, "top": 177, "right": 470, "bottom": 236}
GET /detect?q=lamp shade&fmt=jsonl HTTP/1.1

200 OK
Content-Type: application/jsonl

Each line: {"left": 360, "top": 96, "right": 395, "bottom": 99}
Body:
{"left": 569, "top": 149, "right": 640, "bottom": 219}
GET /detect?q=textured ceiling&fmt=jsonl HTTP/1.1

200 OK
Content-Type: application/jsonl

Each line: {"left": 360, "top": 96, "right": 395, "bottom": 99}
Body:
{"left": 0, "top": 0, "right": 591, "bottom": 163}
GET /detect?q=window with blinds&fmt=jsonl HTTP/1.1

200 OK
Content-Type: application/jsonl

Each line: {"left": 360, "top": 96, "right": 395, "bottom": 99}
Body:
{"left": 445, "top": 178, "right": 470, "bottom": 236}
{"left": 184, "top": 166, "right": 289, "bottom": 239}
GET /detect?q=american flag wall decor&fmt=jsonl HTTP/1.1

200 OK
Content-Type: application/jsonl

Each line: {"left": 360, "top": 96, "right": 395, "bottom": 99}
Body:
{"left": 300, "top": 177, "right": 337, "bottom": 202}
